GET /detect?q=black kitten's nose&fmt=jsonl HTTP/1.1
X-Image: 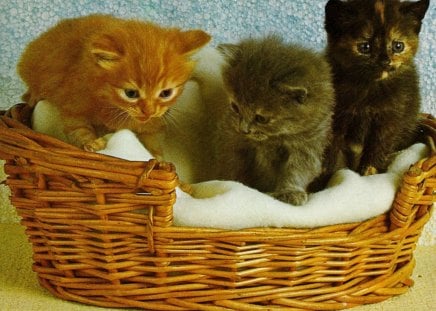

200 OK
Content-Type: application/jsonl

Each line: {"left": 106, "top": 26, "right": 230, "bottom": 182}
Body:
{"left": 381, "top": 59, "right": 394, "bottom": 71}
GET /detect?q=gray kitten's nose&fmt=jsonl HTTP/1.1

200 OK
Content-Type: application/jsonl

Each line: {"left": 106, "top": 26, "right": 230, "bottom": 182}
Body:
{"left": 239, "top": 120, "right": 250, "bottom": 134}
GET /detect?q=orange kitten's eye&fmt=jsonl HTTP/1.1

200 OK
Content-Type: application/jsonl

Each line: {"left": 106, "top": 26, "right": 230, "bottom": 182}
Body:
{"left": 357, "top": 42, "right": 371, "bottom": 54}
{"left": 392, "top": 41, "right": 405, "bottom": 53}
{"left": 159, "top": 89, "right": 174, "bottom": 99}
{"left": 124, "top": 89, "right": 140, "bottom": 99}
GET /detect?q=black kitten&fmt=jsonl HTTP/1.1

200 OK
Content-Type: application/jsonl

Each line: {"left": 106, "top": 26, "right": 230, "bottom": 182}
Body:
{"left": 323, "top": 0, "right": 429, "bottom": 177}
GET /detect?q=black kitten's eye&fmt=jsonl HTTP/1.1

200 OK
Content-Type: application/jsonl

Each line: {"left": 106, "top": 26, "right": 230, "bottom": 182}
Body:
{"left": 255, "top": 114, "right": 269, "bottom": 124}
{"left": 159, "top": 89, "right": 173, "bottom": 99}
{"left": 357, "top": 42, "right": 371, "bottom": 54}
{"left": 230, "top": 102, "right": 240, "bottom": 114}
{"left": 124, "top": 89, "right": 140, "bottom": 99}
{"left": 392, "top": 41, "right": 405, "bottom": 53}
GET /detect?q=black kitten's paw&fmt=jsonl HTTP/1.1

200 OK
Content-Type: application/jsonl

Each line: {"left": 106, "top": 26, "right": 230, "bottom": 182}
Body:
{"left": 362, "top": 165, "right": 378, "bottom": 176}
{"left": 271, "top": 189, "right": 308, "bottom": 206}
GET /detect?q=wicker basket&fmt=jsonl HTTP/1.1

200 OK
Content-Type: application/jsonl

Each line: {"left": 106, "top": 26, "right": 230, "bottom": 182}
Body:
{"left": 1, "top": 103, "right": 435, "bottom": 311}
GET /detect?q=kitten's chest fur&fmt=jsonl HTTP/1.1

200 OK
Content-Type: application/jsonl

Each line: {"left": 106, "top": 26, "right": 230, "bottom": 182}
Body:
{"left": 334, "top": 72, "right": 420, "bottom": 143}
{"left": 238, "top": 139, "right": 289, "bottom": 191}
{"left": 240, "top": 135, "right": 320, "bottom": 192}
{"left": 252, "top": 139, "right": 289, "bottom": 172}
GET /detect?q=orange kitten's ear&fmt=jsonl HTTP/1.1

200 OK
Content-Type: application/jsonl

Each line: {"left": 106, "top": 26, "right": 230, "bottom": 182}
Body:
{"left": 89, "top": 34, "right": 124, "bottom": 69}
{"left": 178, "top": 30, "right": 211, "bottom": 55}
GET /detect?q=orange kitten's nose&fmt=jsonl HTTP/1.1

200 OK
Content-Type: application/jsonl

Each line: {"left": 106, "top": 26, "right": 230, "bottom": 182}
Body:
{"left": 140, "top": 103, "right": 156, "bottom": 118}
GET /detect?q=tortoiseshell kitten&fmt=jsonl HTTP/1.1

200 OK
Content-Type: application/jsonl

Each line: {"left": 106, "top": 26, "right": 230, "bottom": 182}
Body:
{"left": 323, "top": 0, "right": 429, "bottom": 177}
{"left": 210, "top": 36, "right": 334, "bottom": 205}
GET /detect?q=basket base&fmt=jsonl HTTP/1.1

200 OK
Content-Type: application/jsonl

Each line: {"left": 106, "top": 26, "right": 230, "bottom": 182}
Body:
{"left": 32, "top": 253, "right": 416, "bottom": 310}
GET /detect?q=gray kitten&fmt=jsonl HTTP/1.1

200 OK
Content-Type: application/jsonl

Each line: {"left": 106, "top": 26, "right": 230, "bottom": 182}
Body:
{"left": 210, "top": 36, "right": 334, "bottom": 205}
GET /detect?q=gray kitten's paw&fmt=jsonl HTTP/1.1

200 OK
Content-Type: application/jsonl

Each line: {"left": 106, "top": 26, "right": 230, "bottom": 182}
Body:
{"left": 272, "top": 189, "right": 308, "bottom": 206}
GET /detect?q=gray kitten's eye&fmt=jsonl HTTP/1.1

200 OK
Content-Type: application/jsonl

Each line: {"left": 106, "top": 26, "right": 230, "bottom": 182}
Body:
{"left": 392, "top": 41, "right": 405, "bottom": 53}
{"left": 357, "top": 41, "right": 371, "bottom": 54}
{"left": 159, "top": 89, "right": 173, "bottom": 99}
{"left": 230, "top": 102, "right": 240, "bottom": 114}
{"left": 255, "top": 114, "right": 269, "bottom": 124}
{"left": 124, "top": 89, "right": 140, "bottom": 99}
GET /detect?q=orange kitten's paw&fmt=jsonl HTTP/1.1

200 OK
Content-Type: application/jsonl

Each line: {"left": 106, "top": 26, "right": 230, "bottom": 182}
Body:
{"left": 179, "top": 182, "right": 194, "bottom": 195}
{"left": 271, "top": 188, "right": 308, "bottom": 206}
{"left": 83, "top": 137, "right": 107, "bottom": 152}
{"left": 363, "top": 166, "right": 378, "bottom": 176}
{"left": 154, "top": 153, "right": 164, "bottom": 162}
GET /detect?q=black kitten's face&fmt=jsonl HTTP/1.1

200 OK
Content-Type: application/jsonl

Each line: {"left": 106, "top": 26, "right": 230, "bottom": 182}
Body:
{"left": 325, "top": 0, "right": 429, "bottom": 81}
{"left": 351, "top": 27, "right": 416, "bottom": 81}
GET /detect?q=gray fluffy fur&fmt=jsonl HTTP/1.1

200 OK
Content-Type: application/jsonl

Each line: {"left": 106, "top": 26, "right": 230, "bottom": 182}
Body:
{"left": 208, "top": 35, "right": 335, "bottom": 205}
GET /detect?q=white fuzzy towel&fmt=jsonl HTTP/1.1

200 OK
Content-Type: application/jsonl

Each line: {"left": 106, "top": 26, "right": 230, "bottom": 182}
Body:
{"left": 98, "top": 129, "right": 428, "bottom": 230}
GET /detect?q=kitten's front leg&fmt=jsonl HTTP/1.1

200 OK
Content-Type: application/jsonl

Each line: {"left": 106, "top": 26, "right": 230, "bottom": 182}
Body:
{"left": 358, "top": 120, "right": 400, "bottom": 175}
{"left": 271, "top": 152, "right": 322, "bottom": 206}
{"left": 138, "top": 131, "right": 165, "bottom": 161}
{"left": 137, "top": 119, "right": 166, "bottom": 161}
{"left": 271, "top": 170, "right": 310, "bottom": 206}
{"left": 63, "top": 118, "right": 106, "bottom": 152}
{"left": 271, "top": 186, "right": 308, "bottom": 206}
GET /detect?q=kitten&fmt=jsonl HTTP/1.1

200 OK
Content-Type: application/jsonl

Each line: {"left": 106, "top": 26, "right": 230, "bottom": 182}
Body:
{"left": 209, "top": 36, "right": 334, "bottom": 205}
{"left": 18, "top": 14, "right": 210, "bottom": 156}
{"left": 323, "top": 0, "right": 429, "bottom": 177}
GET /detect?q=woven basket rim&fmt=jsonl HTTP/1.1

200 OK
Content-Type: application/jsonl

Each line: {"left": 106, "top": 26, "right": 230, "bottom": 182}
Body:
{"left": 1, "top": 103, "right": 435, "bottom": 310}
{"left": 1, "top": 104, "right": 434, "bottom": 231}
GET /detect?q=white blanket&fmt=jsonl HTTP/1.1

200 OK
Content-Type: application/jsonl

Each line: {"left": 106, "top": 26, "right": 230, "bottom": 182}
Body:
{"left": 98, "top": 129, "right": 429, "bottom": 230}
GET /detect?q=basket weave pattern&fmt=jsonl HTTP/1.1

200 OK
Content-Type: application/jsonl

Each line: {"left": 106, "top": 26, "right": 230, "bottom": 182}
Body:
{"left": 0, "top": 104, "right": 435, "bottom": 310}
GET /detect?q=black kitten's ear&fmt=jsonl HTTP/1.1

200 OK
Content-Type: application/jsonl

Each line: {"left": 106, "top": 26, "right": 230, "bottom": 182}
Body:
{"left": 217, "top": 43, "right": 241, "bottom": 60}
{"left": 277, "top": 84, "right": 308, "bottom": 104}
{"left": 400, "top": 0, "right": 429, "bottom": 22}
{"left": 325, "top": 0, "right": 354, "bottom": 37}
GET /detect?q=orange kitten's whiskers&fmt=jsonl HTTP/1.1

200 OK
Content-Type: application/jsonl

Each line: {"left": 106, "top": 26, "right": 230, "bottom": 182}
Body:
{"left": 162, "top": 108, "right": 180, "bottom": 127}
{"left": 102, "top": 106, "right": 132, "bottom": 128}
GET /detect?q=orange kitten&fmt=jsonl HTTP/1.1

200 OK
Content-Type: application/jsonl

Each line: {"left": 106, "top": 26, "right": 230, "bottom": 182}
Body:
{"left": 18, "top": 14, "right": 210, "bottom": 155}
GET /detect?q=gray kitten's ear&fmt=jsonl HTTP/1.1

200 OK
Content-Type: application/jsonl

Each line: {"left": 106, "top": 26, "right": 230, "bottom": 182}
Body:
{"left": 217, "top": 43, "right": 241, "bottom": 60}
{"left": 277, "top": 84, "right": 308, "bottom": 104}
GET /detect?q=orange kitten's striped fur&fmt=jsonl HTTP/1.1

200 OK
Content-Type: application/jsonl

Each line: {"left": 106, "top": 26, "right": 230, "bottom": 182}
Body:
{"left": 18, "top": 14, "right": 210, "bottom": 155}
